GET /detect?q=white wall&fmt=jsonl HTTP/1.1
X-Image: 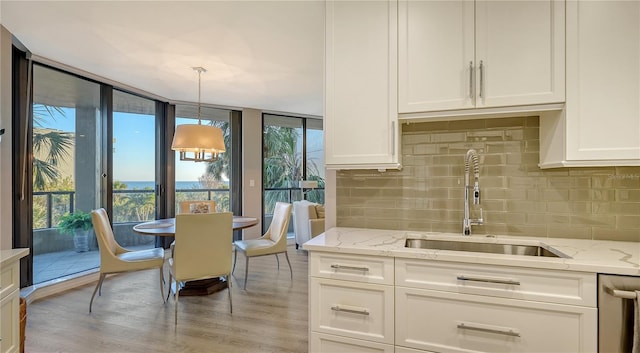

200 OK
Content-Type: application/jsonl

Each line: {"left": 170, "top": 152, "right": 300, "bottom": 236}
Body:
{"left": 0, "top": 25, "right": 13, "bottom": 251}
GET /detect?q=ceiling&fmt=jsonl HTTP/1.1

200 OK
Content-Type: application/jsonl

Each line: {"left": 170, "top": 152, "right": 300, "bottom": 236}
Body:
{"left": 0, "top": 1, "right": 325, "bottom": 117}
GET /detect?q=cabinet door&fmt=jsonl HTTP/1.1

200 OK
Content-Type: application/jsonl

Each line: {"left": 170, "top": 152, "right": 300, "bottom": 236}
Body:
{"left": 398, "top": 0, "right": 475, "bottom": 113}
{"left": 325, "top": 0, "right": 400, "bottom": 170}
{"left": 475, "top": 0, "right": 565, "bottom": 108}
{"left": 565, "top": 0, "right": 640, "bottom": 161}
{"left": 0, "top": 290, "right": 19, "bottom": 353}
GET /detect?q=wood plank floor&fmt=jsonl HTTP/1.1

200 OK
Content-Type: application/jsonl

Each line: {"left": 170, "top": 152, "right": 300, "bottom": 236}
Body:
{"left": 25, "top": 246, "right": 309, "bottom": 353}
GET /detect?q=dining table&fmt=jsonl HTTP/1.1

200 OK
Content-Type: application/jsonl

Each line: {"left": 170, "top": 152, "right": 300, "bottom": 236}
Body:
{"left": 133, "top": 215, "right": 259, "bottom": 296}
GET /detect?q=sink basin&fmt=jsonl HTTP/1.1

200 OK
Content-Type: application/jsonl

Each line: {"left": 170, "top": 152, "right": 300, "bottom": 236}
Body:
{"left": 405, "top": 238, "right": 568, "bottom": 258}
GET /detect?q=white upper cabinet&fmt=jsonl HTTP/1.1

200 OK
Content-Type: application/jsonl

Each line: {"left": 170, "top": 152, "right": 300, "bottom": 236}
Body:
{"left": 540, "top": 0, "right": 640, "bottom": 167}
{"left": 398, "top": 0, "right": 565, "bottom": 115}
{"left": 325, "top": 0, "right": 401, "bottom": 170}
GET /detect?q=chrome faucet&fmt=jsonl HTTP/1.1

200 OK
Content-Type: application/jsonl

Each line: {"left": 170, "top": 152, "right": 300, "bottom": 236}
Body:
{"left": 463, "top": 149, "right": 483, "bottom": 235}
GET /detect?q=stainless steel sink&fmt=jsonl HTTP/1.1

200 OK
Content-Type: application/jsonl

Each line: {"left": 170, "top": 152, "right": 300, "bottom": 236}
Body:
{"left": 405, "top": 238, "right": 568, "bottom": 258}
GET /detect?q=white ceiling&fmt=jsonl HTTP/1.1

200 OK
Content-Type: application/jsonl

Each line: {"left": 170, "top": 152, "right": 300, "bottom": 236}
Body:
{"left": 0, "top": 1, "right": 325, "bottom": 117}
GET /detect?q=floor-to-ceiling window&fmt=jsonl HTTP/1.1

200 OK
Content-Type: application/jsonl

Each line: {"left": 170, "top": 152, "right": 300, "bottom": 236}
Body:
{"left": 110, "top": 90, "right": 157, "bottom": 249}
{"left": 31, "top": 64, "right": 102, "bottom": 283}
{"left": 262, "top": 114, "right": 324, "bottom": 233}
{"left": 174, "top": 105, "right": 232, "bottom": 212}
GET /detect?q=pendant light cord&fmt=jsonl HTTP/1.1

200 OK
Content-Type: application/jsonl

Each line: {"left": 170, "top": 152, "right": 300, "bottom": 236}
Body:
{"left": 194, "top": 67, "right": 206, "bottom": 125}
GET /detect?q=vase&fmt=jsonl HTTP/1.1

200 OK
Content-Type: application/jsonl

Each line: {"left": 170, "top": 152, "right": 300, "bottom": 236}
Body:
{"left": 73, "top": 229, "right": 90, "bottom": 252}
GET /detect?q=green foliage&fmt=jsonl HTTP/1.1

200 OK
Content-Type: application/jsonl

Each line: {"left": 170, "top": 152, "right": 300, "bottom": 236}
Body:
{"left": 57, "top": 210, "right": 93, "bottom": 234}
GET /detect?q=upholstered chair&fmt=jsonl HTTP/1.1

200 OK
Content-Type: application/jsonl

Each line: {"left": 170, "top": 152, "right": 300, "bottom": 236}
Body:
{"left": 170, "top": 200, "right": 217, "bottom": 256}
{"left": 167, "top": 212, "right": 234, "bottom": 324}
{"left": 89, "top": 208, "right": 165, "bottom": 312}
{"left": 292, "top": 200, "right": 325, "bottom": 249}
{"left": 232, "top": 202, "right": 293, "bottom": 290}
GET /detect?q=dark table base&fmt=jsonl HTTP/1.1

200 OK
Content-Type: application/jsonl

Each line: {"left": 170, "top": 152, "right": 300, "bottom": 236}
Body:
{"left": 176, "top": 278, "right": 228, "bottom": 296}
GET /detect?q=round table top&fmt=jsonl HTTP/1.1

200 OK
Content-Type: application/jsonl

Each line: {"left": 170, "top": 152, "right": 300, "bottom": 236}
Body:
{"left": 133, "top": 216, "right": 259, "bottom": 236}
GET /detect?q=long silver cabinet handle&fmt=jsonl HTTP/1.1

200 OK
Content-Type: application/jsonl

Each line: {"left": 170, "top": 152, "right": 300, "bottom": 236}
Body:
{"left": 457, "top": 322, "right": 520, "bottom": 337}
{"left": 479, "top": 60, "right": 484, "bottom": 98}
{"left": 331, "top": 264, "right": 369, "bottom": 272}
{"left": 606, "top": 286, "right": 638, "bottom": 299}
{"left": 457, "top": 274, "right": 520, "bottom": 286}
{"left": 331, "top": 305, "right": 370, "bottom": 316}
{"left": 469, "top": 61, "right": 474, "bottom": 98}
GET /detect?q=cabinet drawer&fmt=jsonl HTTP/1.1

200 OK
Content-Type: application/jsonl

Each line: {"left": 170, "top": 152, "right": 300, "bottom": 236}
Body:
{"left": 396, "top": 287, "right": 597, "bottom": 353}
{"left": 310, "top": 332, "right": 393, "bottom": 353}
{"left": 310, "top": 278, "right": 394, "bottom": 344}
{"left": 311, "top": 252, "right": 394, "bottom": 285}
{"left": 0, "top": 260, "right": 20, "bottom": 300}
{"left": 396, "top": 259, "right": 596, "bottom": 306}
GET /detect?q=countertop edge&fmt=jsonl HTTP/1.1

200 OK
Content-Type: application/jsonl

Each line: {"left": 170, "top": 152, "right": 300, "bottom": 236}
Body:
{"left": 1, "top": 248, "right": 30, "bottom": 266}
{"left": 303, "top": 228, "right": 640, "bottom": 276}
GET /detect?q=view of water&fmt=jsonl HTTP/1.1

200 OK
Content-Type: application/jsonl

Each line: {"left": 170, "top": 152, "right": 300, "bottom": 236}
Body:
{"left": 120, "top": 181, "right": 202, "bottom": 190}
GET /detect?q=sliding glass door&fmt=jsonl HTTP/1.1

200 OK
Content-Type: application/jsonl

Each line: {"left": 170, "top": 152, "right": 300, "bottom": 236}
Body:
{"left": 31, "top": 64, "right": 102, "bottom": 283}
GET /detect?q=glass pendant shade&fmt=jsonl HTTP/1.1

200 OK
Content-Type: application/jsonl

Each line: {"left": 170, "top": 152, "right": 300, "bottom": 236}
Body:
{"left": 171, "top": 123, "right": 225, "bottom": 162}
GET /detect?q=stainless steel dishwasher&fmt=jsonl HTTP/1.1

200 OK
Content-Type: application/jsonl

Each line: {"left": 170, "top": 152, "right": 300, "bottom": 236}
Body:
{"left": 599, "top": 274, "right": 640, "bottom": 352}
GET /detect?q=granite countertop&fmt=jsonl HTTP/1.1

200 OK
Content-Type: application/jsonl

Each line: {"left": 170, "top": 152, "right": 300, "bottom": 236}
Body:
{"left": 0, "top": 248, "right": 29, "bottom": 265}
{"left": 303, "top": 227, "right": 640, "bottom": 276}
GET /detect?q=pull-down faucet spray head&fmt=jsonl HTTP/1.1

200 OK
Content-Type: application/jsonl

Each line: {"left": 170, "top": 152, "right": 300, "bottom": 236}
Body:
{"left": 463, "top": 149, "right": 483, "bottom": 235}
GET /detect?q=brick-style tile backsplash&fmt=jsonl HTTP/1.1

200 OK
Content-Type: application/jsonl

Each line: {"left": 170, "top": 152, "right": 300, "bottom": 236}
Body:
{"left": 336, "top": 117, "right": 640, "bottom": 242}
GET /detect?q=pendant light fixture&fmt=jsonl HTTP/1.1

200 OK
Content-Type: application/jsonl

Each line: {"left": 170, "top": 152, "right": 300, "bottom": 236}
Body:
{"left": 171, "top": 67, "right": 225, "bottom": 162}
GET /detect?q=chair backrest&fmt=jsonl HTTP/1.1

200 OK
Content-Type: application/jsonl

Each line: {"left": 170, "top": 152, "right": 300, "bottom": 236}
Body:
{"left": 178, "top": 200, "right": 216, "bottom": 214}
{"left": 264, "top": 202, "right": 292, "bottom": 251}
{"left": 173, "top": 212, "right": 233, "bottom": 281}
{"left": 293, "top": 200, "right": 317, "bottom": 243}
{"left": 91, "top": 208, "right": 118, "bottom": 254}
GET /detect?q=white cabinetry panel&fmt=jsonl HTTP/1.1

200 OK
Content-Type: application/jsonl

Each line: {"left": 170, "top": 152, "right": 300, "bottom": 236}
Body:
{"left": 395, "top": 287, "right": 597, "bottom": 353}
{"left": 540, "top": 0, "right": 640, "bottom": 167}
{"left": 399, "top": 0, "right": 564, "bottom": 115}
{"left": 396, "top": 259, "right": 596, "bottom": 306}
{"left": 310, "top": 278, "right": 394, "bottom": 344}
{"left": 310, "top": 332, "right": 394, "bottom": 353}
{"left": 325, "top": 0, "right": 400, "bottom": 170}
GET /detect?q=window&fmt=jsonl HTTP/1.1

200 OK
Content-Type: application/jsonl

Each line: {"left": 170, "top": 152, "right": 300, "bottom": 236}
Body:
{"left": 174, "top": 105, "right": 232, "bottom": 213}
{"left": 31, "top": 64, "right": 102, "bottom": 283}
{"left": 262, "top": 114, "right": 324, "bottom": 232}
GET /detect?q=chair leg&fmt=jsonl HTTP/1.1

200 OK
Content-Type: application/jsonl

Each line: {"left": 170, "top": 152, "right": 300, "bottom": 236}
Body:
{"left": 275, "top": 253, "right": 280, "bottom": 270}
{"left": 89, "top": 273, "right": 106, "bottom": 313}
{"left": 232, "top": 247, "right": 238, "bottom": 275}
{"left": 166, "top": 273, "right": 173, "bottom": 302}
{"left": 244, "top": 256, "right": 249, "bottom": 290}
{"left": 159, "top": 267, "right": 165, "bottom": 304}
{"left": 174, "top": 287, "right": 180, "bottom": 325}
{"left": 285, "top": 251, "right": 293, "bottom": 280}
{"left": 227, "top": 275, "right": 233, "bottom": 314}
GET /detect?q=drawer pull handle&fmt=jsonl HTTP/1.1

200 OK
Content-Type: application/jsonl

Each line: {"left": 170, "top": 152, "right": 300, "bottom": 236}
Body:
{"left": 457, "top": 322, "right": 520, "bottom": 337}
{"left": 331, "top": 305, "right": 370, "bottom": 316}
{"left": 330, "top": 264, "right": 369, "bottom": 272}
{"left": 457, "top": 275, "right": 520, "bottom": 286}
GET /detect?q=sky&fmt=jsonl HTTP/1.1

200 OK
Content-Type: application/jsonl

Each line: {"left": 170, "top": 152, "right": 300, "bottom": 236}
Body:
{"left": 42, "top": 107, "right": 206, "bottom": 182}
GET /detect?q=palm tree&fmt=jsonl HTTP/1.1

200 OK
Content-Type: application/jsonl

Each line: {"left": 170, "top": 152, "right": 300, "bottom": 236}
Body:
{"left": 32, "top": 104, "right": 73, "bottom": 191}
{"left": 263, "top": 125, "right": 302, "bottom": 211}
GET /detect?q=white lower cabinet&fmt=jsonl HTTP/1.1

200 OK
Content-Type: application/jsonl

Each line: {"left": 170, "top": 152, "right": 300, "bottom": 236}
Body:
{"left": 0, "top": 290, "right": 20, "bottom": 353}
{"left": 1, "top": 250, "right": 28, "bottom": 353}
{"left": 308, "top": 252, "right": 597, "bottom": 353}
{"left": 395, "top": 287, "right": 597, "bottom": 353}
